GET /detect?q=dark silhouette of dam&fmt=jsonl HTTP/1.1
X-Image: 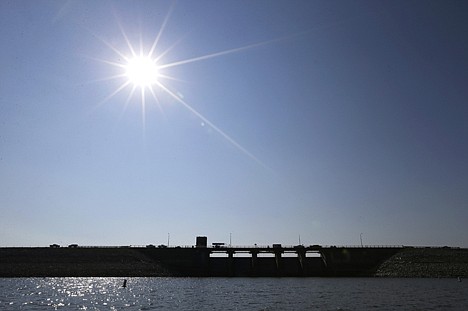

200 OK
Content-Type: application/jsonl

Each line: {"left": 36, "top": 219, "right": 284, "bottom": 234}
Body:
{"left": 139, "top": 244, "right": 405, "bottom": 277}
{"left": 0, "top": 237, "right": 407, "bottom": 277}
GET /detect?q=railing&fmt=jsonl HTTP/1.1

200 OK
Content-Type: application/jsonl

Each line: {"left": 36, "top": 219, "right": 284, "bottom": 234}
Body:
{"left": 4, "top": 244, "right": 460, "bottom": 249}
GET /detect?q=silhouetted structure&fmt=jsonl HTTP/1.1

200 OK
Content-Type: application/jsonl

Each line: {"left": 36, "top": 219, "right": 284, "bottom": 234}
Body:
{"left": 3, "top": 237, "right": 467, "bottom": 277}
{"left": 196, "top": 236, "right": 207, "bottom": 248}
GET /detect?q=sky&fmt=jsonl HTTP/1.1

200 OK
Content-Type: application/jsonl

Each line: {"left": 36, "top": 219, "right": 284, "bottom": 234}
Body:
{"left": 1, "top": 0, "right": 467, "bottom": 248}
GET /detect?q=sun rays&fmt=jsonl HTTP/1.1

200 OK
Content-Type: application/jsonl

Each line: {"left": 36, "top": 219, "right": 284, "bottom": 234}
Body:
{"left": 91, "top": 6, "right": 272, "bottom": 169}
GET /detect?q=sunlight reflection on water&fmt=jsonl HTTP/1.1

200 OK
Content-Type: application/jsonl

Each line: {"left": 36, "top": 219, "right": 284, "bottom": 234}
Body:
{"left": 0, "top": 277, "right": 467, "bottom": 310}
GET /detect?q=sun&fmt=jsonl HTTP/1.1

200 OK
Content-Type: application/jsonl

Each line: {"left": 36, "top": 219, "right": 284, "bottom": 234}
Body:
{"left": 124, "top": 56, "right": 160, "bottom": 88}
{"left": 93, "top": 7, "right": 275, "bottom": 168}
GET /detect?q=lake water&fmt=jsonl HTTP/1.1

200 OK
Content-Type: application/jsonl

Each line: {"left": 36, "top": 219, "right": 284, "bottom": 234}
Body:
{"left": 0, "top": 277, "right": 467, "bottom": 310}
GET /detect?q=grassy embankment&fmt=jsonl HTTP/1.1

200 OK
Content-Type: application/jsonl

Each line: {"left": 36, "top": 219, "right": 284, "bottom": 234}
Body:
{"left": 0, "top": 247, "right": 170, "bottom": 277}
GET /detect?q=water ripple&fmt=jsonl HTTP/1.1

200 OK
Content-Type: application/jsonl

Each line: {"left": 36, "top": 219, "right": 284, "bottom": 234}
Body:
{"left": 0, "top": 277, "right": 467, "bottom": 310}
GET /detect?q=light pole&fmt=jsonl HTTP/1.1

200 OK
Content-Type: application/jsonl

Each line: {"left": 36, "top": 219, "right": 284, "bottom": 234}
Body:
{"left": 360, "top": 233, "right": 363, "bottom": 247}
{"left": 229, "top": 233, "right": 232, "bottom": 247}
{"left": 168, "top": 233, "right": 170, "bottom": 247}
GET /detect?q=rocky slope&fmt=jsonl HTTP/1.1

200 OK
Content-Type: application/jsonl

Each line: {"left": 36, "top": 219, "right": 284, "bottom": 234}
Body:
{"left": 375, "top": 247, "right": 468, "bottom": 278}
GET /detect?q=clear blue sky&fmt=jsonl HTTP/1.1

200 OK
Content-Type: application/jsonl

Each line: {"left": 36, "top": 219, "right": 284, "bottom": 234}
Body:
{"left": 1, "top": 0, "right": 467, "bottom": 247}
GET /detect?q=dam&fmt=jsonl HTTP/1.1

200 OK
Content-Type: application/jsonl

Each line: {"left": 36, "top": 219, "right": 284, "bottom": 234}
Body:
{"left": 0, "top": 236, "right": 409, "bottom": 277}
{"left": 143, "top": 244, "right": 405, "bottom": 277}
